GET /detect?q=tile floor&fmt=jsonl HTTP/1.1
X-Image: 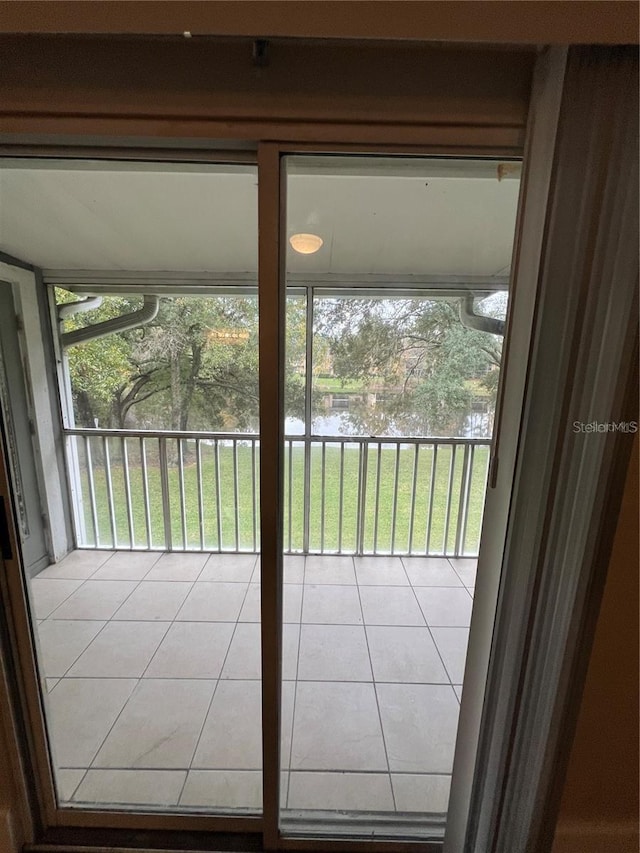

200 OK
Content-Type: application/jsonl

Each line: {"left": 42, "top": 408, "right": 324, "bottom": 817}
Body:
{"left": 30, "top": 550, "right": 476, "bottom": 816}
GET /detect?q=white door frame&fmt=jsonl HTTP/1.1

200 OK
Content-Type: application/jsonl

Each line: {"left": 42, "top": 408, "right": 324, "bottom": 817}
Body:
{"left": 0, "top": 261, "right": 69, "bottom": 562}
{"left": 454, "top": 44, "right": 638, "bottom": 853}
{"left": 444, "top": 45, "right": 569, "bottom": 853}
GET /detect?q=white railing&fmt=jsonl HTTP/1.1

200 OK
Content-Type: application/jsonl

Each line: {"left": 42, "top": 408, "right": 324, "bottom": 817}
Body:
{"left": 64, "top": 428, "right": 491, "bottom": 557}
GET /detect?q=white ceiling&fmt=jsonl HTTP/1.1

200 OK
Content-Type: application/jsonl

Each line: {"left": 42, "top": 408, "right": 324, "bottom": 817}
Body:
{"left": 0, "top": 159, "right": 520, "bottom": 278}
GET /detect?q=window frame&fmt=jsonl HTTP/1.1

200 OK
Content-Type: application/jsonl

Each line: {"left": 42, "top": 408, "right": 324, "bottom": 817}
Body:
{"left": 0, "top": 41, "right": 635, "bottom": 853}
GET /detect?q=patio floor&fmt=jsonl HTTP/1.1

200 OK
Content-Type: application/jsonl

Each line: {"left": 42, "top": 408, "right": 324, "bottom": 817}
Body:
{"left": 29, "top": 551, "right": 475, "bottom": 816}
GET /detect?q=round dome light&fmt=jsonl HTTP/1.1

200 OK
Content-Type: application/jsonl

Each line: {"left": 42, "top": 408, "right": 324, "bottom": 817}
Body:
{"left": 289, "top": 233, "right": 324, "bottom": 254}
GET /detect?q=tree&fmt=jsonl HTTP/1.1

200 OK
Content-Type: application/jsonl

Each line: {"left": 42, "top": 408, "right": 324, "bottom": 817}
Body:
{"left": 59, "top": 291, "right": 307, "bottom": 432}
{"left": 58, "top": 290, "right": 139, "bottom": 427}
{"left": 313, "top": 295, "right": 505, "bottom": 436}
{"left": 59, "top": 288, "right": 504, "bottom": 437}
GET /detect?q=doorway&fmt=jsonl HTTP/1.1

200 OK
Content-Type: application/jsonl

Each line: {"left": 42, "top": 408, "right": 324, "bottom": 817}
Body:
{"left": 0, "top": 281, "right": 49, "bottom": 576}
{"left": 0, "top": 151, "right": 519, "bottom": 841}
{"left": 278, "top": 155, "right": 518, "bottom": 836}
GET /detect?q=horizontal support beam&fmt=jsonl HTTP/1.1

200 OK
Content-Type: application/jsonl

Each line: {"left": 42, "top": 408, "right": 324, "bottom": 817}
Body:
{"left": 45, "top": 270, "right": 509, "bottom": 296}
{"left": 0, "top": 2, "right": 635, "bottom": 45}
{"left": 0, "top": 36, "right": 532, "bottom": 138}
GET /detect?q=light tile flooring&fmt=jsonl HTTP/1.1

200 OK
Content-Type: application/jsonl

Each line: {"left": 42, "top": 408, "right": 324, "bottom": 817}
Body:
{"left": 30, "top": 551, "right": 475, "bottom": 816}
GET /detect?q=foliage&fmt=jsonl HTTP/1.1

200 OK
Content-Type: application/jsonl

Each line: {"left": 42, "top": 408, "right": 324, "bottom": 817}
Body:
{"left": 59, "top": 290, "right": 307, "bottom": 431}
{"left": 57, "top": 290, "right": 140, "bottom": 427}
{"left": 313, "top": 296, "right": 504, "bottom": 435}
{"left": 59, "top": 289, "right": 505, "bottom": 437}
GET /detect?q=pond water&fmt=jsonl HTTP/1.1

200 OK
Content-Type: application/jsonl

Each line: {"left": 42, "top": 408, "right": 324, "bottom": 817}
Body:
{"left": 285, "top": 412, "right": 492, "bottom": 439}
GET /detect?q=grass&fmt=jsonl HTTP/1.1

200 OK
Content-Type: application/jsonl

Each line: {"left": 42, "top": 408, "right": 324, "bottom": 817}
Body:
{"left": 314, "top": 377, "right": 366, "bottom": 393}
{"left": 74, "top": 439, "right": 490, "bottom": 556}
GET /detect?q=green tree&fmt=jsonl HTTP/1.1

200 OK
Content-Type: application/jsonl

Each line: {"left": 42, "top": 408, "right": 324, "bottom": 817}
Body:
{"left": 59, "top": 291, "right": 308, "bottom": 431}
{"left": 314, "top": 296, "right": 503, "bottom": 436}
{"left": 57, "top": 290, "right": 138, "bottom": 427}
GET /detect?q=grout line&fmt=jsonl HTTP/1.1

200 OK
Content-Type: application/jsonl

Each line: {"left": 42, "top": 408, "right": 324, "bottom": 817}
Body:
{"left": 90, "top": 551, "right": 163, "bottom": 583}
{"left": 54, "top": 619, "right": 112, "bottom": 680}
{"left": 171, "top": 578, "right": 226, "bottom": 622}
{"left": 56, "top": 765, "right": 89, "bottom": 804}
{"left": 134, "top": 620, "right": 178, "bottom": 680}
{"left": 80, "top": 677, "right": 140, "bottom": 772}
{"left": 43, "top": 615, "right": 467, "bottom": 627}
{"left": 40, "top": 576, "right": 469, "bottom": 588}
{"left": 61, "top": 571, "right": 220, "bottom": 773}
{"left": 177, "top": 577, "right": 256, "bottom": 807}
{"left": 44, "top": 550, "right": 469, "bottom": 812}
{"left": 44, "top": 575, "right": 147, "bottom": 622}
{"left": 139, "top": 550, "right": 164, "bottom": 579}
{"left": 59, "top": 764, "right": 453, "bottom": 777}
{"left": 285, "top": 768, "right": 454, "bottom": 778}
{"left": 33, "top": 578, "right": 90, "bottom": 620}
{"left": 284, "top": 555, "right": 306, "bottom": 810}
{"left": 446, "top": 556, "right": 478, "bottom": 589}
{"left": 55, "top": 675, "right": 454, "bottom": 685}
{"left": 406, "top": 577, "right": 457, "bottom": 694}
{"left": 353, "top": 555, "right": 396, "bottom": 812}
{"left": 113, "top": 577, "right": 196, "bottom": 621}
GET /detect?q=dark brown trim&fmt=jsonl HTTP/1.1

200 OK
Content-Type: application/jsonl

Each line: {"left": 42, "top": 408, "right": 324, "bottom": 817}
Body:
{"left": 0, "top": 1, "right": 636, "bottom": 45}
{"left": 257, "top": 143, "right": 285, "bottom": 849}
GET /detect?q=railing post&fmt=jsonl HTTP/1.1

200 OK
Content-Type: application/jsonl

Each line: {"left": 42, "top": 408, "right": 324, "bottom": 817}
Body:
{"left": 302, "top": 436, "right": 312, "bottom": 553}
{"left": 443, "top": 444, "right": 458, "bottom": 555}
{"left": 121, "top": 436, "right": 135, "bottom": 548}
{"left": 232, "top": 438, "right": 240, "bottom": 552}
{"left": 407, "top": 443, "right": 420, "bottom": 555}
{"left": 158, "top": 436, "right": 172, "bottom": 551}
{"left": 455, "top": 442, "right": 472, "bottom": 557}
{"left": 60, "top": 428, "right": 487, "bottom": 559}
{"left": 102, "top": 435, "right": 117, "bottom": 548}
{"left": 252, "top": 438, "right": 258, "bottom": 553}
{"left": 338, "top": 441, "right": 345, "bottom": 553}
{"left": 177, "top": 438, "right": 188, "bottom": 550}
{"left": 214, "top": 438, "right": 222, "bottom": 551}
{"left": 426, "top": 443, "right": 438, "bottom": 555}
{"left": 372, "top": 442, "right": 382, "bottom": 554}
{"left": 84, "top": 435, "right": 100, "bottom": 548}
{"left": 196, "top": 438, "right": 205, "bottom": 551}
{"left": 140, "top": 437, "right": 152, "bottom": 549}
{"left": 356, "top": 440, "right": 368, "bottom": 555}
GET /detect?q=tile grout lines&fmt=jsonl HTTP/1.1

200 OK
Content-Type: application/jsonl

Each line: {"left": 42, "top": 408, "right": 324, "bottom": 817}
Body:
{"left": 354, "top": 555, "right": 397, "bottom": 812}
{"left": 175, "top": 553, "right": 258, "bottom": 808}
{"left": 38, "top": 550, "right": 475, "bottom": 810}
{"left": 47, "top": 553, "right": 217, "bottom": 803}
{"left": 284, "top": 555, "right": 306, "bottom": 810}
{"left": 401, "top": 555, "right": 460, "bottom": 705}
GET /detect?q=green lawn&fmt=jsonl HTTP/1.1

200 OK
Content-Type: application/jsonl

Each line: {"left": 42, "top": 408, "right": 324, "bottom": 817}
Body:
{"left": 74, "top": 439, "right": 489, "bottom": 556}
{"left": 314, "top": 377, "right": 366, "bottom": 393}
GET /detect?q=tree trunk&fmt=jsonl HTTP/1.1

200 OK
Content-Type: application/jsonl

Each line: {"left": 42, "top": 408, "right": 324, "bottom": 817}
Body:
{"left": 170, "top": 351, "right": 181, "bottom": 432}
{"left": 179, "top": 343, "right": 203, "bottom": 433}
{"left": 75, "top": 390, "right": 95, "bottom": 428}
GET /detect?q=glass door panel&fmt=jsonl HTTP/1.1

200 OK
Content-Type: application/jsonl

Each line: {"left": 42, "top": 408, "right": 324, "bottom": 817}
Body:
{"left": 280, "top": 155, "right": 520, "bottom": 838}
{"left": 0, "top": 158, "right": 263, "bottom": 815}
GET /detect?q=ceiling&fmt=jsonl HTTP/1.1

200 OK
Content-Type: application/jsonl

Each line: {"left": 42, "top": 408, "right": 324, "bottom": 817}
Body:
{"left": 0, "top": 158, "right": 520, "bottom": 281}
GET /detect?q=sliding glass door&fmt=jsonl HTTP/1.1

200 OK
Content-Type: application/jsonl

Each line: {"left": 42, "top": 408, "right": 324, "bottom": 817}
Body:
{"left": 0, "top": 157, "right": 266, "bottom": 819}
{"left": 278, "top": 155, "right": 520, "bottom": 839}
{"left": 0, "top": 147, "right": 521, "bottom": 845}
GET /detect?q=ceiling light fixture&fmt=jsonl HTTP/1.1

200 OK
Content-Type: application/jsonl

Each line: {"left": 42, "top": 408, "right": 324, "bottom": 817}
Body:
{"left": 289, "top": 232, "right": 323, "bottom": 254}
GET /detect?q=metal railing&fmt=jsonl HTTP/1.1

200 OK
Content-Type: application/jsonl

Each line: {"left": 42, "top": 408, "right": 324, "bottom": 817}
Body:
{"left": 64, "top": 428, "right": 490, "bottom": 557}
